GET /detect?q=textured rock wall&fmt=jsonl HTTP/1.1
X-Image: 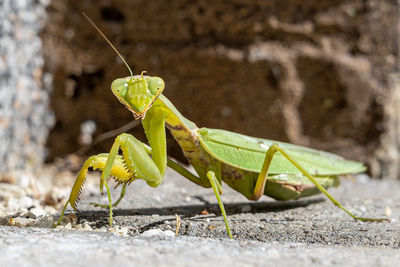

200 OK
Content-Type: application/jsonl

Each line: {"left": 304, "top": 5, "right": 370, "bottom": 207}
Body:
{"left": 0, "top": 0, "right": 54, "bottom": 173}
{"left": 43, "top": 0, "right": 399, "bottom": 178}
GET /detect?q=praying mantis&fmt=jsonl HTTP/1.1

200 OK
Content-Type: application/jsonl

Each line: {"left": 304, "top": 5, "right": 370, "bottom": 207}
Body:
{"left": 57, "top": 13, "right": 388, "bottom": 239}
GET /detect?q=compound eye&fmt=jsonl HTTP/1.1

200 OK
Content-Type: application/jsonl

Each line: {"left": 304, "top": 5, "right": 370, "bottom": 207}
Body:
{"left": 148, "top": 77, "right": 165, "bottom": 95}
{"left": 111, "top": 78, "right": 128, "bottom": 97}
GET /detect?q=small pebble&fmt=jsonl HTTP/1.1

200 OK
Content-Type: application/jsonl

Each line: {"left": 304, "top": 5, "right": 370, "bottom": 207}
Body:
{"left": 9, "top": 217, "right": 35, "bottom": 227}
{"left": 58, "top": 213, "right": 78, "bottom": 224}
{"left": 141, "top": 228, "right": 175, "bottom": 237}
{"left": 201, "top": 210, "right": 209, "bottom": 215}
{"left": 241, "top": 204, "right": 252, "bottom": 213}
{"left": 82, "top": 223, "right": 92, "bottom": 231}
{"left": 0, "top": 174, "right": 16, "bottom": 184}
{"left": 44, "top": 205, "right": 57, "bottom": 214}
{"left": 73, "top": 224, "right": 83, "bottom": 230}
{"left": 385, "top": 206, "right": 392, "bottom": 216}
{"left": 28, "top": 207, "right": 46, "bottom": 218}
{"left": 94, "top": 227, "right": 108, "bottom": 232}
{"left": 43, "top": 193, "right": 58, "bottom": 207}
{"left": 7, "top": 197, "right": 23, "bottom": 210}
{"left": 0, "top": 184, "right": 25, "bottom": 197}
{"left": 110, "top": 226, "right": 129, "bottom": 236}
{"left": 36, "top": 215, "right": 54, "bottom": 228}
{"left": 17, "top": 174, "right": 30, "bottom": 188}
{"left": 20, "top": 196, "right": 34, "bottom": 209}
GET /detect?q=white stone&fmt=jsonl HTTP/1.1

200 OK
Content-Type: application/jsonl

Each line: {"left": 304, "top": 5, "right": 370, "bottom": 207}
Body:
{"left": 28, "top": 207, "right": 46, "bottom": 218}
{"left": 140, "top": 229, "right": 175, "bottom": 237}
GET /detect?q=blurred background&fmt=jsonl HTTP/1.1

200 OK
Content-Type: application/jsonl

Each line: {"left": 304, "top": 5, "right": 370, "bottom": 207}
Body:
{"left": 0, "top": 0, "right": 399, "bottom": 180}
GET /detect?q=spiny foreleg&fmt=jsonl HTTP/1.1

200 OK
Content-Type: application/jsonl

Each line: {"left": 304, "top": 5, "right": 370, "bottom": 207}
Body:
{"left": 58, "top": 133, "right": 165, "bottom": 227}
{"left": 57, "top": 153, "right": 134, "bottom": 225}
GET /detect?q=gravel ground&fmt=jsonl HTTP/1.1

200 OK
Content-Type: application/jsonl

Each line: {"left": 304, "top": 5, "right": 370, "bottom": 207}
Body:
{"left": 1, "top": 226, "right": 399, "bottom": 267}
{"left": 0, "top": 164, "right": 399, "bottom": 266}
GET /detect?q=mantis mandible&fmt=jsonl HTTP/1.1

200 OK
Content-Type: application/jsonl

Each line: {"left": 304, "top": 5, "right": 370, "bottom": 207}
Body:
{"left": 58, "top": 13, "right": 388, "bottom": 239}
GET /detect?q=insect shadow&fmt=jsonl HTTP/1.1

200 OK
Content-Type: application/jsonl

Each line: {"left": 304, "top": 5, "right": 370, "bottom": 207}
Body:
{"left": 73, "top": 198, "right": 325, "bottom": 228}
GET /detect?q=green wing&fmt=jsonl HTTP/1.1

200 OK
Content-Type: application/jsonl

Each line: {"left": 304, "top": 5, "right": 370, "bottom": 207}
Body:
{"left": 197, "top": 128, "right": 366, "bottom": 176}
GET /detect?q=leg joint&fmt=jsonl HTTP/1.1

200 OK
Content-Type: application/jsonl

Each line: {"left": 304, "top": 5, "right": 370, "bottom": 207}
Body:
{"left": 269, "top": 143, "right": 280, "bottom": 151}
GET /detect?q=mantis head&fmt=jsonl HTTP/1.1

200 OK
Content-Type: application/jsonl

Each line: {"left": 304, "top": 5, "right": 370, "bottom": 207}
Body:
{"left": 81, "top": 12, "right": 165, "bottom": 119}
{"left": 111, "top": 74, "right": 165, "bottom": 119}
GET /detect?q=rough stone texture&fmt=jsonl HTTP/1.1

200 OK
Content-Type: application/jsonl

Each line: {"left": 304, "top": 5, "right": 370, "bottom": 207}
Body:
{"left": 54, "top": 170, "right": 399, "bottom": 247}
{"left": 0, "top": 0, "right": 54, "bottom": 173}
{"left": 0, "top": 169, "right": 399, "bottom": 265}
{"left": 1, "top": 227, "right": 399, "bottom": 267}
{"left": 42, "top": 0, "right": 399, "bottom": 178}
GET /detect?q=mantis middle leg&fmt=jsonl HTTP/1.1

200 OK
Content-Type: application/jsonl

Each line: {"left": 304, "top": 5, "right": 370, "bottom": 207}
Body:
{"left": 165, "top": 158, "right": 233, "bottom": 238}
{"left": 90, "top": 183, "right": 128, "bottom": 208}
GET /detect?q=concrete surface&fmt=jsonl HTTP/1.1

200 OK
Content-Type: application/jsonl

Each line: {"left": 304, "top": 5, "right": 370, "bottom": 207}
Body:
{"left": 1, "top": 226, "right": 399, "bottom": 267}
{"left": 1, "top": 169, "right": 400, "bottom": 266}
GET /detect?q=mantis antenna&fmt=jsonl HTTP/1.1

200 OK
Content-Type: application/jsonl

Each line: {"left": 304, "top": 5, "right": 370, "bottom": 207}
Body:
{"left": 82, "top": 12, "right": 134, "bottom": 79}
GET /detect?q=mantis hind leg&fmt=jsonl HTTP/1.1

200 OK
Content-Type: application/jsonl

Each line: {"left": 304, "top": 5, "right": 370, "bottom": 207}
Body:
{"left": 253, "top": 144, "right": 389, "bottom": 222}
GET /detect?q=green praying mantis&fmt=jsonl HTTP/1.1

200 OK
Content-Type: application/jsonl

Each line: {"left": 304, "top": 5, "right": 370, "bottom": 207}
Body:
{"left": 57, "top": 14, "right": 388, "bottom": 239}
